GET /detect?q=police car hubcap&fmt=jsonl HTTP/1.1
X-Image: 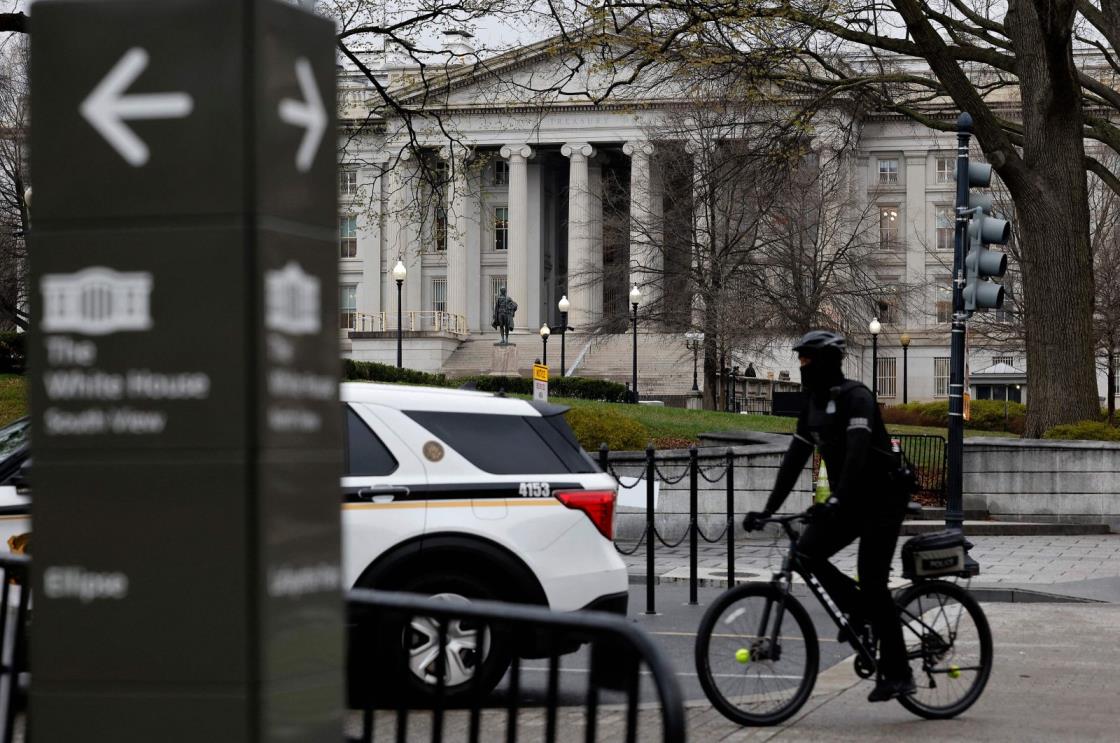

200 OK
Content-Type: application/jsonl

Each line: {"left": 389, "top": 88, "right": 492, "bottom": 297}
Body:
{"left": 407, "top": 593, "right": 489, "bottom": 687}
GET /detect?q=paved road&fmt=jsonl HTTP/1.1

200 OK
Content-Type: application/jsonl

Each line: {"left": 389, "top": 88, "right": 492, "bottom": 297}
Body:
{"left": 348, "top": 601, "right": 1120, "bottom": 741}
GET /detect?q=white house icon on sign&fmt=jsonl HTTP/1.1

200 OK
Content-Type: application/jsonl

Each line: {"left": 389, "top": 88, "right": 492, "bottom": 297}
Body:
{"left": 41, "top": 267, "right": 154, "bottom": 335}
{"left": 266, "top": 262, "right": 320, "bottom": 335}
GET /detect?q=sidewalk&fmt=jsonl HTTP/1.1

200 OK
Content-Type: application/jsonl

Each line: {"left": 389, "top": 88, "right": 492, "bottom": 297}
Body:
{"left": 618, "top": 533, "right": 1120, "bottom": 600}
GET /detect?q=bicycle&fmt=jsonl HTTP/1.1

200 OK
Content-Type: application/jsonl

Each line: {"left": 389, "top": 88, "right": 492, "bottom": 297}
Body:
{"left": 695, "top": 511, "right": 993, "bottom": 726}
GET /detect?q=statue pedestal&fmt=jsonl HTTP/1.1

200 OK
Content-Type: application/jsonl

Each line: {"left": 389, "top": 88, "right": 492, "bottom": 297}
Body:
{"left": 490, "top": 344, "right": 519, "bottom": 376}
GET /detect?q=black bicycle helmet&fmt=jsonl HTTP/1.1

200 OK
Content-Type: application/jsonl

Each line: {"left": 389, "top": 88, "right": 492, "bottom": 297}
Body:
{"left": 793, "top": 329, "right": 846, "bottom": 356}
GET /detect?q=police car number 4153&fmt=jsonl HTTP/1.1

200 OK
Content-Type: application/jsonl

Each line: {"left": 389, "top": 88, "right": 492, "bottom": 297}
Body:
{"left": 518, "top": 482, "right": 551, "bottom": 497}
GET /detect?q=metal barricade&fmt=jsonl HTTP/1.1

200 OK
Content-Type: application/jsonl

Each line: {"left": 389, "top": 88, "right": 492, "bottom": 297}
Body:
{"left": 346, "top": 589, "right": 686, "bottom": 743}
{"left": 0, "top": 554, "right": 30, "bottom": 743}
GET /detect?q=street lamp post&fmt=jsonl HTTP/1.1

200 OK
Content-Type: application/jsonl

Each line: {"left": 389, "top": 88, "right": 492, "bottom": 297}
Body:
{"left": 539, "top": 324, "right": 550, "bottom": 368}
{"left": 629, "top": 284, "right": 642, "bottom": 404}
{"left": 869, "top": 317, "right": 881, "bottom": 397}
{"left": 558, "top": 295, "right": 570, "bottom": 377}
{"left": 900, "top": 333, "right": 911, "bottom": 404}
{"left": 685, "top": 330, "right": 703, "bottom": 392}
{"left": 392, "top": 259, "right": 407, "bottom": 369}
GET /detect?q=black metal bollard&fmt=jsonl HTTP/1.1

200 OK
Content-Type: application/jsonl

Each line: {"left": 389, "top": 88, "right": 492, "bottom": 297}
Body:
{"left": 599, "top": 442, "right": 609, "bottom": 474}
{"left": 645, "top": 444, "right": 657, "bottom": 615}
{"left": 688, "top": 445, "right": 698, "bottom": 606}
{"left": 726, "top": 448, "right": 735, "bottom": 588}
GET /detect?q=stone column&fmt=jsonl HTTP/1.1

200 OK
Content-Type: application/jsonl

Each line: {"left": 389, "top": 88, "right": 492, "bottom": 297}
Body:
{"left": 904, "top": 149, "right": 928, "bottom": 295}
{"left": 624, "top": 140, "right": 661, "bottom": 313}
{"left": 500, "top": 143, "right": 533, "bottom": 331}
{"left": 687, "top": 141, "right": 708, "bottom": 329}
{"left": 386, "top": 147, "right": 420, "bottom": 327}
{"left": 359, "top": 160, "right": 384, "bottom": 321}
{"left": 588, "top": 161, "right": 604, "bottom": 319}
{"left": 441, "top": 145, "right": 471, "bottom": 328}
{"left": 562, "top": 142, "right": 595, "bottom": 329}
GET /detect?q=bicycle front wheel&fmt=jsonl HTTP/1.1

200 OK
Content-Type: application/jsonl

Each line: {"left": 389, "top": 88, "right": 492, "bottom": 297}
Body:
{"left": 895, "top": 579, "right": 993, "bottom": 719}
{"left": 695, "top": 583, "right": 819, "bottom": 726}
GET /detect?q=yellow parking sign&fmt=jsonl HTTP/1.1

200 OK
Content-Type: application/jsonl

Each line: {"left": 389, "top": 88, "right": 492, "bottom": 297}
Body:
{"left": 533, "top": 364, "right": 548, "bottom": 382}
{"left": 532, "top": 364, "right": 549, "bottom": 401}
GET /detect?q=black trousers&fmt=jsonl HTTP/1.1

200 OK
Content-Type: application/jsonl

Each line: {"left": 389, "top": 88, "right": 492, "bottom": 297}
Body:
{"left": 795, "top": 498, "right": 909, "bottom": 680}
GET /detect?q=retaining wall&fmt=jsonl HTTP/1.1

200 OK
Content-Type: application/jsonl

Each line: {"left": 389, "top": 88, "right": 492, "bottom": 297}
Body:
{"left": 610, "top": 434, "right": 1120, "bottom": 538}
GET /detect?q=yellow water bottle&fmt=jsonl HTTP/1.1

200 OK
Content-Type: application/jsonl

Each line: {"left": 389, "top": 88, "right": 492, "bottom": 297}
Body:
{"left": 815, "top": 460, "right": 831, "bottom": 504}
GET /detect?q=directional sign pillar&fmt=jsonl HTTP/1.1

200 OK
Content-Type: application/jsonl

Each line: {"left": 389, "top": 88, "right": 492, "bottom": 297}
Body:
{"left": 29, "top": 2, "right": 341, "bottom": 741}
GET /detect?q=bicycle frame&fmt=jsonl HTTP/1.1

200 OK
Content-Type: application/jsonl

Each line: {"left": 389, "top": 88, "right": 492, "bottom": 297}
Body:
{"left": 758, "top": 516, "right": 878, "bottom": 671}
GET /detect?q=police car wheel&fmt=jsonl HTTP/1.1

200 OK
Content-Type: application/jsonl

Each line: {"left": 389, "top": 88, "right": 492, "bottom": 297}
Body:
{"left": 392, "top": 571, "right": 512, "bottom": 701}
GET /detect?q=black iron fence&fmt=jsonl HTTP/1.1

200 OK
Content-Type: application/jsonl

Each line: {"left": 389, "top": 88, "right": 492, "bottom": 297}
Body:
{"left": 895, "top": 434, "right": 949, "bottom": 506}
{"left": 347, "top": 589, "right": 686, "bottom": 743}
{"left": 600, "top": 445, "right": 738, "bottom": 614}
{"left": 0, "top": 554, "right": 29, "bottom": 743}
{"left": 600, "top": 436, "right": 949, "bottom": 613}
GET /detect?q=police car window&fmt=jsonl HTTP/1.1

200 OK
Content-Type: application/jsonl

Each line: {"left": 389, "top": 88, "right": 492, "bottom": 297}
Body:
{"left": 346, "top": 408, "right": 398, "bottom": 476}
{"left": 405, "top": 411, "right": 578, "bottom": 475}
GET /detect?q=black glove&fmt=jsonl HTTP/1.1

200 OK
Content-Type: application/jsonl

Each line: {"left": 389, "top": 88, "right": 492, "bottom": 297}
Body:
{"left": 805, "top": 497, "right": 841, "bottom": 523}
{"left": 742, "top": 510, "right": 772, "bottom": 532}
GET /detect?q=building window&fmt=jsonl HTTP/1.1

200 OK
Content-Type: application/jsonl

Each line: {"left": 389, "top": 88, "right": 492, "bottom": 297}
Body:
{"left": 878, "top": 299, "right": 900, "bottom": 325}
{"left": 339, "top": 284, "right": 356, "bottom": 330}
{"left": 339, "top": 215, "right": 357, "bottom": 258}
{"left": 993, "top": 355, "right": 1014, "bottom": 367}
{"left": 493, "top": 206, "right": 509, "bottom": 251}
{"left": 878, "top": 158, "right": 899, "bottom": 185}
{"left": 879, "top": 206, "right": 899, "bottom": 248}
{"left": 934, "top": 357, "right": 950, "bottom": 397}
{"left": 431, "top": 278, "right": 447, "bottom": 313}
{"left": 494, "top": 160, "right": 509, "bottom": 186}
{"left": 936, "top": 207, "right": 954, "bottom": 251}
{"left": 936, "top": 157, "right": 954, "bottom": 184}
{"left": 434, "top": 205, "right": 447, "bottom": 252}
{"left": 936, "top": 300, "right": 952, "bottom": 324}
{"left": 340, "top": 169, "right": 358, "bottom": 196}
{"left": 877, "top": 357, "right": 897, "bottom": 398}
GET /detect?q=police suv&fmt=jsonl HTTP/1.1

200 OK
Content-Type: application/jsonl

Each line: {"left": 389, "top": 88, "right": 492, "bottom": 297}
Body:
{"left": 340, "top": 382, "right": 628, "bottom": 698}
{"left": 0, "top": 384, "right": 628, "bottom": 700}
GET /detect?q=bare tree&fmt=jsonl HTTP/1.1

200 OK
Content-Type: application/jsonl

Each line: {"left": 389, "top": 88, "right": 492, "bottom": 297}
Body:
{"left": 542, "top": 0, "right": 1119, "bottom": 435}
{"left": 0, "top": 36, "right": 28, "bottom": 331}
{"left": 748, "top": 131, "right": 892, "bottom": 337}
{"left": 591, "top": 94, "right": 852, "bottom": 408}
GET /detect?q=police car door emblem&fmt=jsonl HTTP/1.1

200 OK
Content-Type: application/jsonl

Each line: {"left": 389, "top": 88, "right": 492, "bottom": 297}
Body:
{"left": 422, "top": 441, "right": 444, "bottom": 462}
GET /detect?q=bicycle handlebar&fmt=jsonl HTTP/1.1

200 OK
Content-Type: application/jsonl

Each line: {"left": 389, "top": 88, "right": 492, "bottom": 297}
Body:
{"left": 744, "top": 511, "right": 810, "bottom": 539}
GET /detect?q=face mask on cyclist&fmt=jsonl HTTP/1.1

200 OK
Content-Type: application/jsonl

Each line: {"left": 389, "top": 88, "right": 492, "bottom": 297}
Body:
{"left": 800, "top": 352, "right": 843, "bottom": 396}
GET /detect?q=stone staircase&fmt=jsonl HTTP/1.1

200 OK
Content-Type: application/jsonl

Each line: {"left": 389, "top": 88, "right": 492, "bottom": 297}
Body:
{"left": 440, "top": 331, "right": 699, "bottom": 396}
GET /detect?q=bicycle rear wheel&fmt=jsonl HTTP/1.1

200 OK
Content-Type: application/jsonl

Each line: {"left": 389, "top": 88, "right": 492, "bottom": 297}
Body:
{"left": 895, "top": 579, "right": 992, "bottom": 719}
{"left": 695, "top": 583, "right": 819, "bottom": 726}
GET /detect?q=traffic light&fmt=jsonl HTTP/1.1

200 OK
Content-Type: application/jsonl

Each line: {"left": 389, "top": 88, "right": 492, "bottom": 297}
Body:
{"left": 963, "top": 163, "right": 1010, "bottom": 312}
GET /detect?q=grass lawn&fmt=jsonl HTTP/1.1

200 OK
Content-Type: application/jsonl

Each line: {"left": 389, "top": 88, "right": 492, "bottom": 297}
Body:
{"left": 547, "top": 395, "right": 1014, "bottom": 445}
{"left": 0, "top": 372, "right": 1014, "bottom": 443}
{"left": 0, "top": 374, "right": 27, "bottom": 427}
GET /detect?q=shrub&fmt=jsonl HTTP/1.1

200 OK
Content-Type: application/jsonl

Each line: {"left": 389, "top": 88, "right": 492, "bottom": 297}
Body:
{"left": 454, "top": 375, "right": 534, "bottom": 395}
{"left": 0, "top": 332, "right": 25, "bottom": 375}
{"left": 1043, "top": 420, "right": 1120, "bottom": 441}
{"left": 550, "top": 376, "right": 627, "bottom": 402}
{"left": 342, "top": 359, "right": 450, "bottom": 387}
{"left": 564, "top": 406, "right": 649, "bottom": 452}
{"left": 882, "top": 398, "right": 1024, "bottom": 434}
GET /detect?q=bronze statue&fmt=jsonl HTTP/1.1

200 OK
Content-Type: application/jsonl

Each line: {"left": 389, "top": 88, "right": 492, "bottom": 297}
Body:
{"left": 492, "top": 288, "right": 518, "bottom": 345}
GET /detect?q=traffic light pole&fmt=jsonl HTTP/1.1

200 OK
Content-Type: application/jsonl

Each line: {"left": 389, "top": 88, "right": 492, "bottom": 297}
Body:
{"left": 948, "top": 113, "right": 970, "bottom": 535}
{"left": 950, "top": 113, "right": 979, "bottom": 574}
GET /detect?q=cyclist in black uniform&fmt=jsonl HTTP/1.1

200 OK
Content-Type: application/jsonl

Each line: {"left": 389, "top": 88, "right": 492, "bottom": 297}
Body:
{"left": 744, "top": 330, "right": 915, "bottom": 702}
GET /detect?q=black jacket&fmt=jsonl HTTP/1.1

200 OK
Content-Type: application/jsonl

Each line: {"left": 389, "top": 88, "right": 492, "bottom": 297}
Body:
{"left": 765, "top": 380, "right": 899, "bottom": 513}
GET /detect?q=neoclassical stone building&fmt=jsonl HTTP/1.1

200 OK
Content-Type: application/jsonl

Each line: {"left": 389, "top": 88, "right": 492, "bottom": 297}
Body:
{"left": 331, "top": 39, "right": 1109, "bottom": 405}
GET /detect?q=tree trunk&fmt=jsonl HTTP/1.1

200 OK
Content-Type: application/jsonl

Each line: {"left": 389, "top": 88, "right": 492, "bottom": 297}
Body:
{"left": 1108, "top": 344, "right": 1115, "bottom": 424}
{"left": 1003, "top": 0, "right": 1100, "bottom": 436}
